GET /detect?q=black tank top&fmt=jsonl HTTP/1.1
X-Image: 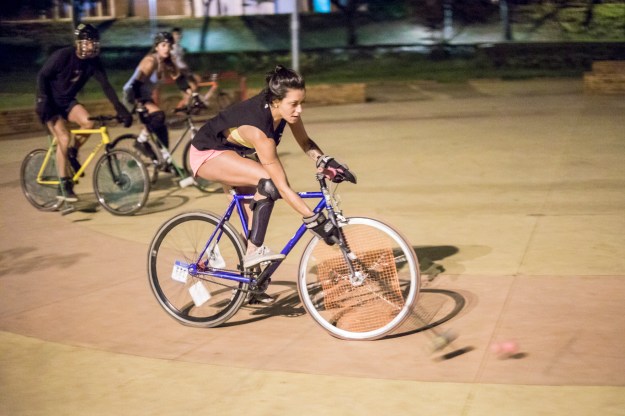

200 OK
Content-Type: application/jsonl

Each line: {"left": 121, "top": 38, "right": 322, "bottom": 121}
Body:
{"left": 192, "top": 93, "right": 287, "bottom": 156}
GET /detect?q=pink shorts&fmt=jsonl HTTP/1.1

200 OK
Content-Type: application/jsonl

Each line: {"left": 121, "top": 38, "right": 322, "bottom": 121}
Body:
{"left": 189, "top": 145, "right": 226, "bottom": 177}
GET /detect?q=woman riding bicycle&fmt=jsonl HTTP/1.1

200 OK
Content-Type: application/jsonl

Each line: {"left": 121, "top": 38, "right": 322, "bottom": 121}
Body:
{"left": 190, "top": 65, "right": 356, "bottom": 269}
{"left": 123, "top": 31, "right": 199, "bottom": 163}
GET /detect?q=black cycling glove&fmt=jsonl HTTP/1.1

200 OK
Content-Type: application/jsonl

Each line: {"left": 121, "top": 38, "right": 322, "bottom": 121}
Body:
{"left": 303, "top": 212, "right": 339, "bottom": 245}
{"left": 316, "top": 155, "right": 357, "bottom": 184}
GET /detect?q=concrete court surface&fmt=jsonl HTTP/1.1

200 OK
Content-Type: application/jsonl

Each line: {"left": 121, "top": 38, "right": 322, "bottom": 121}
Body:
{"left": 1, "top": 78, "right": 624, "bottom": 415}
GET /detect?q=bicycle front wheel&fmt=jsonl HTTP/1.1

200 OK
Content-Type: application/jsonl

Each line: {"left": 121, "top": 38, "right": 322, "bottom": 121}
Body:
{"left": 111, "top": 133, "right": 159, "bottom": 184}
{"left": 93, "top": 149, "right": 150, "bottom": 215}
{"left": 148, "top": 211, "right": 248, "bottom": 327}
{"left": 20, "top": 148, "right": 61, "bottom": 211}
{"left": 298, "top": 217, "right": 420, "bottom": 341}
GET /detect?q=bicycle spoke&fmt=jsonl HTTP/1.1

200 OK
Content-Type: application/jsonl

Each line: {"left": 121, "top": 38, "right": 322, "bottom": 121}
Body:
{"left": 93, "top": 150, "right": 149, "bottom": 215}
{"left": 148, "top": 212, "right": 248, "bottom": 327}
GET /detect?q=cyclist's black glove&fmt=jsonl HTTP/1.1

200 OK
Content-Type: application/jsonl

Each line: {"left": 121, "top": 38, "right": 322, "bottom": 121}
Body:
{"left": 303, "top": 212, "right": 339, "bottom": 245}
{"left": 115, "top": 104, "right": 133, "bottom": 128}
{"left": 35, "top": 96, "right": 56, "bottom": 124}
{"left": 316, "top": 155, "right": 357, "bottom": 184}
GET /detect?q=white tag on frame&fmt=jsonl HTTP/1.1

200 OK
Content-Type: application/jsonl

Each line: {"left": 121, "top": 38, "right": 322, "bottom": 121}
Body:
{"left": 189, "top": 281, "right": 211, "bottom": 307}
{"left": 171, "top": 261, "right": 189, "bottom": 284}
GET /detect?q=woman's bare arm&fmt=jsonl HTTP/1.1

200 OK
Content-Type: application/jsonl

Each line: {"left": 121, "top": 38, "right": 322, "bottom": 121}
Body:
{"left": 240, "top": 125, "right": 314, "bottom": 217}
{"left": 289, "top": 118, "right": 323, "bottom": 162}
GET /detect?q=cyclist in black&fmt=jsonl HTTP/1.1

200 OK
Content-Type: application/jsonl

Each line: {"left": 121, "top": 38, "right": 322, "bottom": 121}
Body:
{"left": 36, "top": 23, "right": 132, "bottom": 201}
{"left": 190, "top": 65, "right": 356, "bottom": 271}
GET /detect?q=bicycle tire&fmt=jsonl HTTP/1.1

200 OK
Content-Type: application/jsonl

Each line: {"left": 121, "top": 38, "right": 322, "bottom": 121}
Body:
{"left": 111, "top": 133, "right": 159, "bottom": 184}
{"left": 181, "top": 139, "right": 218, "bottom": 192}
{"left": 147, "top": 211, "right": 248, "bottom": 327}
{"left": 92, "top": 149, "right": 150, "bottom": 215}
{"left": 297, "top": 217, "right": 420, "bottom": 341}
{"left": 20, "top": 148, "right": 62, "bottom": 211}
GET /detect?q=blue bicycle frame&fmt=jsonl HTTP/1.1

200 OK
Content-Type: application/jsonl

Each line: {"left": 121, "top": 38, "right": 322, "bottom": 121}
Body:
{"left": 189, "top": 183, "right": 337, "bottom": 287}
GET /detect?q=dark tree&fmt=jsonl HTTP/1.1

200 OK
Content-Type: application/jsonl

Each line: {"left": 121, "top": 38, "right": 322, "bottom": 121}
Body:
{"left": 200, "top": 0, "right": 214, "bottom": 51}
{"left": 330, "top": 0, "right": 366, "bottom": 46}
{"left": 583, "top": 0, "right": 601, "bottom": 28}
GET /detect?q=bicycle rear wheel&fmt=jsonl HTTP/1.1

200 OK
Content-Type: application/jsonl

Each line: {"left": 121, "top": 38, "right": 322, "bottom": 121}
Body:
{"left": 111, "top": 133, "right": 159, "bottom": 184}
{"left": 182, "top": 139, "right": 218, "bottom": 192}
{"left": 20, "top": 148, "right": 62, "bottom": 211}
{"left": 297, "top": 217, "right": 420, "bottom": 341}
{"left": 148, "top": 211, "right": 248, "bottom": 327}
{"left": 93, "top": 149, "right": 150, "bottom": 215}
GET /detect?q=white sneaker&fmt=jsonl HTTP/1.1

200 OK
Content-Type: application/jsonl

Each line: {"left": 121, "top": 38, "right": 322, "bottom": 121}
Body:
{"left": 208, "top": 245, "right": 226, "bottom": 268}
{"left": 243, "top": 246, "right": 285, "bottom": 268}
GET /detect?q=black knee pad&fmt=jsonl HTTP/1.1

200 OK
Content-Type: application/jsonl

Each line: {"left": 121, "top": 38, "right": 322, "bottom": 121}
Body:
{"left": 248, "top": 179, "right": 281, "bottom": 247}
{"left": 257, "top": 178, "right": 281, "bottom": 201}
{"left": 146, "top": 111, "right": 169, "bottom": 148}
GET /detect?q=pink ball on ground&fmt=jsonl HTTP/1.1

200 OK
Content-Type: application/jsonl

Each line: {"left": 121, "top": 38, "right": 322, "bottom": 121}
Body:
{"left": 490, "top": 340, "right": 519, "bottom": 358}
{"left": 500, "top": 340, "right": 519, "bottom": 355}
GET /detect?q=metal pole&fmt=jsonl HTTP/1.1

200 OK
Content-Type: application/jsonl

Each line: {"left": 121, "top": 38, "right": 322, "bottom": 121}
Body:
{"left": 443, "top": 0, "right": 453, "bottom": 41}
{"left": 500, "top": 0, "right": 512, "bottom": 41}
{"left": 291, "top": 0, "right": 300, "bottom": 72}
{"left": 149, "top": 0, "right": 157, "bottom": 35}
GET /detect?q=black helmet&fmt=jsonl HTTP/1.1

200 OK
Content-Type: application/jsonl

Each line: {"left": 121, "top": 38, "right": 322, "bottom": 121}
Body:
{"left": 75, "top": 23, "right": 100, "bottom": 41}
{"left": 74, "top": 23, "right": 100, "bottom": 59}
{"left": 153, "top": 31, "right": 174, "bottom": 46}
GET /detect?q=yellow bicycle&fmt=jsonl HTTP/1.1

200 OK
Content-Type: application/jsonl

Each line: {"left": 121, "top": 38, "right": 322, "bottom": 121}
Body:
{"left": 20, "top": 115, "right": 150, "bottom": 215}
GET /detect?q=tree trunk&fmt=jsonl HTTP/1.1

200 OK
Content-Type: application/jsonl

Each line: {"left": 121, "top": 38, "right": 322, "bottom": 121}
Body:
{"left": 331, "top": 0, "right": 359, "bottom": 47}
{"left": 72, "top": 0, "right": 82, "bottom": 28}
{"left": 583, "top": 0, "right": 600, "bottom": 28}
{"left": 200, "top": 0, "right": 213, "bottom": 51}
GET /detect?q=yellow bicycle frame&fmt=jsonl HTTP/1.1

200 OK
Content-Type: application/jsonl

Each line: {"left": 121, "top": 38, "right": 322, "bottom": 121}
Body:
{"left": 36, "top": 126, "right": 112, "bottom": 185}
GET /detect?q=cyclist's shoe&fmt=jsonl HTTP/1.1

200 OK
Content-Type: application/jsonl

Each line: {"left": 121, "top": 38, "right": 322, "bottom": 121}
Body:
{"left": 243, "top": 246, "right": 285, "bottom": 269}
{"left": 57, "top": 177, "right": 78, "bottom": 202}
{"left": 67, "top": 147, "right": 84, "bottom": 177}
{"left": 248, "top": 292, "right": 276, "bottom": 305}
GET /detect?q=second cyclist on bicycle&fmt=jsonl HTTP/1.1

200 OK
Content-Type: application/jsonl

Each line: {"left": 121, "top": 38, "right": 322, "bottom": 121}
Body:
{"left": 123, "top": 31, "right": 201, "bottom": 170}
{"left": 35, "top": 23, "right": 133, "bottom": 201}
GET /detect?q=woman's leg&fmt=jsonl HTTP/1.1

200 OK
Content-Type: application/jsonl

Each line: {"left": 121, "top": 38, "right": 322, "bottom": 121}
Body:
{"left": 197, "top": 152, "right": 284, "bottom": 266}
{"left": 67, "top": 104, "right": 94, "bottom": 146}
{"left": 143, "top": 102, "right": 169, "bottom": 148}
{"left": 48, "top": 117, "right": 71, "bottom": 178}
{"left": 47, "top": 117, "right": 77, "bottom": 201}
{"left": 196, "top": 151, "right": 267, "bottom": 186}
